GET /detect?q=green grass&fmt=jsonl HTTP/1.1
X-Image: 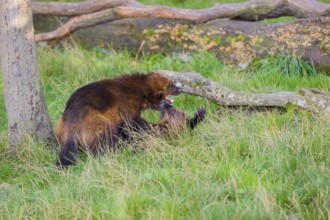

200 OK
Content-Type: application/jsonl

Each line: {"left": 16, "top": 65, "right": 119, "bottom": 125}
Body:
{"left": 260, "top": 16, "right": 297, "bottom": 24}
{"left": 0, "top": 45, "right": 329, "bottom": 219}
{"left": 1, "top": 0, "right": 330, "bottom": 219}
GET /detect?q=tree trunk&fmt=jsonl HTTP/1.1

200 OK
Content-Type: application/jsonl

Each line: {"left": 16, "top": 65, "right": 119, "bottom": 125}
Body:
{"left": 0, "top": 0, "right": 54, "bottom": 146}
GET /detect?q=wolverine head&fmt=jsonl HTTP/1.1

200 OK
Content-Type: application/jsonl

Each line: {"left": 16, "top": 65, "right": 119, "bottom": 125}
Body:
{"left": 145, "top": 73, "right": 182, "bottom": 109}
{"left": 159, "top": 99, "right": 186, "bottom": 130}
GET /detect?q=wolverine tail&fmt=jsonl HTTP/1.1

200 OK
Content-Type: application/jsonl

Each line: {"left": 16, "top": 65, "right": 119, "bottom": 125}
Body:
{"left": 188, "top": 107, "right": 206, "bottom": 130}
{"left": 56, "top": 138, "right": 78, "bottom": 167}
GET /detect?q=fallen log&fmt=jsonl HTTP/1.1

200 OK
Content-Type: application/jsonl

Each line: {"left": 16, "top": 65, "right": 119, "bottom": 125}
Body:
{"left": 158, "top": 70, "right": 330, "bottom": 114}
{"left": 34, "top": 16, "right": 330, "bottom": 71}
{"left": 33, "top": 0, "right": 330, "bottom": 70}
{"left": 34, "top": 0, "right": 330, "bottom": 41}
{"left": 32, "top": 0, "right": 330, "bottom": 20}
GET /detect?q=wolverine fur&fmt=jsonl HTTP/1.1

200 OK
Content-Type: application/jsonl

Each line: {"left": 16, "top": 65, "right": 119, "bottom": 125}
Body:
{"left": 55, "top": 73, "right": 181, "bottom": 167}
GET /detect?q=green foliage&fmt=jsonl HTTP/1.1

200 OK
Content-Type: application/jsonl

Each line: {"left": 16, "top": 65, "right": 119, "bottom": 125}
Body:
{"left": 0, "top": 45, "right": 329, "bottom": 219}
{"left": 248, "top": 56, "right": 318, "bottom": 76}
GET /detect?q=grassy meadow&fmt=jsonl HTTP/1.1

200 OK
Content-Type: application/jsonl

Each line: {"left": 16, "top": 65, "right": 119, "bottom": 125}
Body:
{"left": 0, "top": 46, "right": 329, "bottom": 219}
{"left": 1, "top": 0, "right": 330, "bottom": 219}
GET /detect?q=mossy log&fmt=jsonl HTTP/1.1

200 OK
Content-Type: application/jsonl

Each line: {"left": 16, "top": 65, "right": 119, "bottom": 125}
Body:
{"left": 34, "top": 15, "right": 330, "bottom": 70}
{"left": 159, "top": 70, "right": 330, "bottom": 114}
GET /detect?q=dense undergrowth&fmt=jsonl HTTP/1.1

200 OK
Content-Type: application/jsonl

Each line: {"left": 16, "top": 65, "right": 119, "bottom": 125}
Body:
{"left": 0, "top": 45, "right": 329, "bottom": 219}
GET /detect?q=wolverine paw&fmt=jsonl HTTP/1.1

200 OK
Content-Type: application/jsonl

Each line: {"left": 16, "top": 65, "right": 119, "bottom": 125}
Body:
{"left": 195, "top": 106, "right": 206, "bottom": 121}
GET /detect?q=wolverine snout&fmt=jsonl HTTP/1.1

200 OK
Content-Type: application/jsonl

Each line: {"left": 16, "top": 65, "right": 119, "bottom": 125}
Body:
{"left": 168, "top": 84, "right": 182, "bottom": 96}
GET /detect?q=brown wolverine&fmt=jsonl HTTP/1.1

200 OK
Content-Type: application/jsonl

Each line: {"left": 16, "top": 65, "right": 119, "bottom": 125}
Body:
{"left": 55, "top": 73, "right": 181, "bottom": 167}
{"left": 120, "top": 99, "right": 206, "bottom": 138}
{"left": 157, "top": 99, "right": 206, "bottom": 133}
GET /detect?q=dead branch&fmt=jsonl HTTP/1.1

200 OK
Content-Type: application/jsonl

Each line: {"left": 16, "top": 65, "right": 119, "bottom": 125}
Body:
{"left": 115, "top": 0, "right": 330, "bottom": 22}
{"left": 35, "top": 9, "right": 120, "bottom": 42}
{"left": 34, "top": 0, "right": 330, "bottom": 42}
{"left": 35, "top": 16, "right": 330, "bottom": 71}
{"left": 32, "top": 0, "right": 330, "bottom": 19}
{"left": 31, "top": 0, "right": 142, "bottom": 16}
{"left": 159, "top": 70, "right": 330, "bottom": 114}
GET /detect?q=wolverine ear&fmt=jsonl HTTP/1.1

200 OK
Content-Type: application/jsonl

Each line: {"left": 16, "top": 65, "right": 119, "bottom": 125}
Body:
{"left": 153, "top": 91, "right": 164, "bottom": 100}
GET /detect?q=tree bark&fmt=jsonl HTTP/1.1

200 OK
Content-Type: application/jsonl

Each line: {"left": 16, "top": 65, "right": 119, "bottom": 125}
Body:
{"left": 158, "top": 70, "right": 330, "bottom": 114}
{"left": 0, "top": 0, "right": 54, "bottom": 146}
